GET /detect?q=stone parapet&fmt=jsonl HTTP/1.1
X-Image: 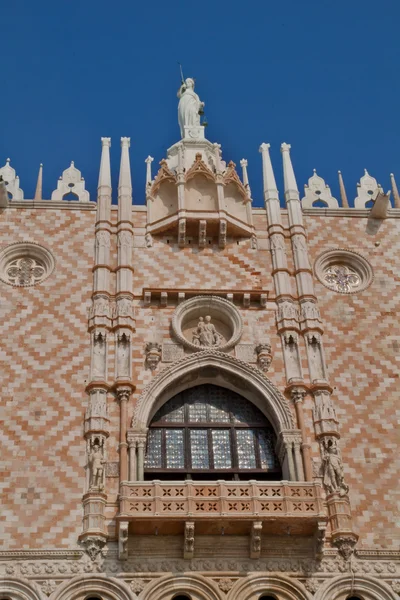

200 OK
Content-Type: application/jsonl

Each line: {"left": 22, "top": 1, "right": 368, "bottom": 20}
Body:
{"left": 119, "top": 480, "right": 325, "bottom": 523}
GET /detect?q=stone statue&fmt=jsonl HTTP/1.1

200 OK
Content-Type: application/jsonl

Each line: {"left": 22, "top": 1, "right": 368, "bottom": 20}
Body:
{"left": 321, "top": 437, "right": 349, "bottom": 496}
{"left": 88, "top": 442, "right": 105, "bottom": 491}
{"left": 177, "top": 78, "right": 205, "bottom": 138}
{"left": 192, "top": 315, "right": 221, "bottom": 347}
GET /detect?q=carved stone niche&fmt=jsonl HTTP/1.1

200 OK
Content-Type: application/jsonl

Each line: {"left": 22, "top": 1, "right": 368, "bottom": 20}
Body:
{"left": 171, "top": 296, "right": 243, "bottom": 352}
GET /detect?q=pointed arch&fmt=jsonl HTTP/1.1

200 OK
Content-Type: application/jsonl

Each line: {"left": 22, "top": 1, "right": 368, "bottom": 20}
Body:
{"left": 132, "top": 350, "right": 294, "bottom": 434}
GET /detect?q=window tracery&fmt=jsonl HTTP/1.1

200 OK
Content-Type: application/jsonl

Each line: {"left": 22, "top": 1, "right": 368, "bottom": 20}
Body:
{"left": 314, "top": 248, "right": 373, "bottom": 294}
{"left": 144, "top": 384, "right": 280, "bottom": 480}
{"left": 0, "top": 242, "right": 55, "bottom": 287}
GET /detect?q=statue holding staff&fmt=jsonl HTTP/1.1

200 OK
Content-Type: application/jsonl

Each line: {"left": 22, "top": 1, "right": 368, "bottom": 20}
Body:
{"left": 177, "top": 75, "right": 205, "bottom": 138}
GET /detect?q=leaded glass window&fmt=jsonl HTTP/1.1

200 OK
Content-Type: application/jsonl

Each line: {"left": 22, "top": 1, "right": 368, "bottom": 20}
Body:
{"left": 144, "top": 384, "right": 281, "bottom": 480}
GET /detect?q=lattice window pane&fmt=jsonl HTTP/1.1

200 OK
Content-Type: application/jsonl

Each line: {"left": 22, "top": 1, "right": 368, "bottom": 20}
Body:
{"left": 258, "top": 429, "right": 278, "bottom": 469}
{"left": 187, "top": 387, "right": 208, "bottom": 422}
{"left": 190, "top": 429, "right": 209, "bottom": 469}
{"left": 236, "top": 429, "right": 257, "bottom": 469}
{"left": 211, "top": 429, "right": 232, "bottom": 468}
{"left": 208, "top": 401, "right": 230, "bottom": 422}
{"left": 154, "top": 397, "right": 184, "bottom": 423}
{"left": 165, "top": 429, "right": 185, "bottom": 468}
{"left": 145, "top": 429, "right": 162, "bottom": 469}
{"left": 231, "top": 398, "right": 266, "bottom": 424}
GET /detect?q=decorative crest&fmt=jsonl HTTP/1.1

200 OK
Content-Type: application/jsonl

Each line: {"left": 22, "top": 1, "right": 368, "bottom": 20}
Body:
{"left": 151, "top": 159, "right": 177, "bottom": 194}
{"left": 51, "top": 161, "right": 90, "bottom": 202}
{"left": 301, "top": 169, "right": 338, "bottom": 208}
{"left": 185, "top": 152, "right": 215, "bottom": 183}
{"left": 223, "top": 161, "right": 247, "bottom": 198}
{"left": 0, "top": 158, "right": 24, "bottom": 200}
{"left": 354, "top": 169, "right": 383, "bottom": 209}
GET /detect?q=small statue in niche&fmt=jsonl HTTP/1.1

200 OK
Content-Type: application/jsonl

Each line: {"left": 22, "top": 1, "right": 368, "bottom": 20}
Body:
{"left": 320, "top": 437, "right": 349, "bottom": 496}
{"left": 88, "top": 440, "right": 106, "bottom": 491}
{"left": 192, "top": 315, "right": 222, "bottom": 347}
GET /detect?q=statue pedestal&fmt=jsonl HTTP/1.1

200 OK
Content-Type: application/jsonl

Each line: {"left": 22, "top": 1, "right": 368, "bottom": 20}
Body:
{"left": 184, "top": 126, "right": 205, "bottom": 140}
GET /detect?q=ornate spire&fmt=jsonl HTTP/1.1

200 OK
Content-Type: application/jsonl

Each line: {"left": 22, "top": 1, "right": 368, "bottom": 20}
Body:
{"left": 259, "top": 143, "right": 279, "bottom": 199}
{"left": 119, "top": 137, "right": 132, "bottom": 190}
{"left": 97, "top": 138, "right": 112, "bottom": 222}
{"left": 281, "top": 143, "right": 299, "bottom": 201}
{"left": 118, "top": 137, "right": 132, "bottom": 221}
{"left": 0, "top": 175, "right": 7, "bottom": 207}
{"left": 338, "top": 171, "right": 349, "bottom": 208}
{"left": 240, "top": 159, "right": 252, "bottom": 199}
{"left": 145, "top": 156, "right": 154, "bottom": 189}
{"left": 98, "top": 138, "right": 111, "bottom": 189}
{"left": 390, "top": 173, "right": 400, "bottom": 208}
{"left": 34, "top": 163, "right": 43, "bottom": 201}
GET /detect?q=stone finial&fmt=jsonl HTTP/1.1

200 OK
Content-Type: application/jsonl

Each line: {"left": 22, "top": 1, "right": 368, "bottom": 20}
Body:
{"left": 281, "top": 142, "right": 299, "bottom": 196}
{"left": 301, "top": 170, "right": 339, "bottom": 208}
{"left": 98, "top": 138, "right": 112, "bottom": 189}
{"left": 354, "top": 169, "right": 383, "bottom": 209}
{"left": 34, "top": 163, "right": 43, "bottom": 201}
{"left": 338, "top": 171, "right": 349, "bottom": 208}
{"left": 390, "top": 173, "right": 400, "bottom": 208}
{"left": 0, "top": 158, "right": 24, "bottom": 200}
{"left": 145, "top": 155, "right": 154, "bottom": 188}
{"left": 259, "top": 143, "right": 280, "bottom": 206}
{"left": 0, "top": 175, "right": 7, "bottom": 207}
{"left": 119, "top": 137, "right": 132, "bottom": 189}
{"left": 51, "top": 161, "right": 90, "bottom": 202}
{"left": 240, "top": 158, "right": 252, "bottom": 198}
{"left": 118, "top": 138, "right": 132, "bottom": 219}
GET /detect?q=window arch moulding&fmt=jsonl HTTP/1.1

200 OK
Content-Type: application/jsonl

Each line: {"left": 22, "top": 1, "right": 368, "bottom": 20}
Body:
{"left": 314, "top": 575, "right": 398, "bottom": 600}
{"left": 131, "top": 349, "right": 295, "bottom": 436}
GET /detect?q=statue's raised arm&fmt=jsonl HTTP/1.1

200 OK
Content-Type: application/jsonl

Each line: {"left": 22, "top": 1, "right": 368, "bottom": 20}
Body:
{"left": 177, "top": 78, "right": 205, "bottom": 138}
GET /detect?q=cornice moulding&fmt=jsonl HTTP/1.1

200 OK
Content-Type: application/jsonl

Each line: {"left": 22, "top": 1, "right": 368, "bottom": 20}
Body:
{"left": 5, "top": 200, "right": 96, "bottom": 210}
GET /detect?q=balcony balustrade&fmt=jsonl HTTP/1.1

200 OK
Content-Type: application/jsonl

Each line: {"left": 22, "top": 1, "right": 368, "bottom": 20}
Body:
{"left": 119, "top": 480, "right": 325, "bottom": 521}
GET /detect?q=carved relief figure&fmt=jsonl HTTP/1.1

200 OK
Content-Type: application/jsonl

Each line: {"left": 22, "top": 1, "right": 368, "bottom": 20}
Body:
{"left": 177, "top": 78, "right": 205, "bottom": 138}
{"left": 88, "top": 442, "right": 105, "bottom": 491}
{"left": 321, "top": 437, "right": 349, "bottom": 496}
{"left": 192, "top": 316, "right": 221, "bottom": 347}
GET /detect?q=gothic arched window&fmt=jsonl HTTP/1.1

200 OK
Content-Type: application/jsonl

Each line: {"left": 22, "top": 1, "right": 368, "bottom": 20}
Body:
{"left": 144, "top": 384, "right": 281, "bottom": 481}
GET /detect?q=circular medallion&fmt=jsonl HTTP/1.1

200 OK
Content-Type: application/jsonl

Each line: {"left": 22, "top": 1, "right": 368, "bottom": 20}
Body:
{"left": 0, "top": 241, "right": 55, "bottom": 287}
{"left": 172, "top": 296, "right": 243, "bottom": 352}
{"left": 314, "top": 248, "right": 373, "bottom": 294}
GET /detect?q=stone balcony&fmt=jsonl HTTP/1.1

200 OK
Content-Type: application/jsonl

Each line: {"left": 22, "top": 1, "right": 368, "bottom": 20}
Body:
{"left": 119, "top": 480, "right": 325, "bottom": 529}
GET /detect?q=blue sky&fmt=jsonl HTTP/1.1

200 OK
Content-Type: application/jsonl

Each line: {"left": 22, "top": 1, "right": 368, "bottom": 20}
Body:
{"left": 2, "top": 0, "right": 400, "bottom": 206}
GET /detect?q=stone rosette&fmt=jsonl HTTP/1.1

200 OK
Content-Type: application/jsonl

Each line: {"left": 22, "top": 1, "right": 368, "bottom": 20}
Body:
{"left": 0, "top": 241, "right": 55, "bottom": 287}
{"left": 171, "top": 295, "right": 243, "bottom": 352}
{"left": 314, "top": 248, "right": 373, "bottom": 294}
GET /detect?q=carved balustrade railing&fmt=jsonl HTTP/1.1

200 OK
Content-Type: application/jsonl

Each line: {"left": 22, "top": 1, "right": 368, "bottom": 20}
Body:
{"left": 119, "top": 481, "right": 324, "bottom": 520}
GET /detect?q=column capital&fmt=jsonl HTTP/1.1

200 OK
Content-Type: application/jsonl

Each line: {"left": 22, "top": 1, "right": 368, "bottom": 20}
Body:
{"left": 115, "top": 384, "right": 134, "bottom": 403}
{"left": 127, "top": 430, "right": 147, "bottom": 445}
{"left": 291, "top": 386, "right": 307, "bottom": 404}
